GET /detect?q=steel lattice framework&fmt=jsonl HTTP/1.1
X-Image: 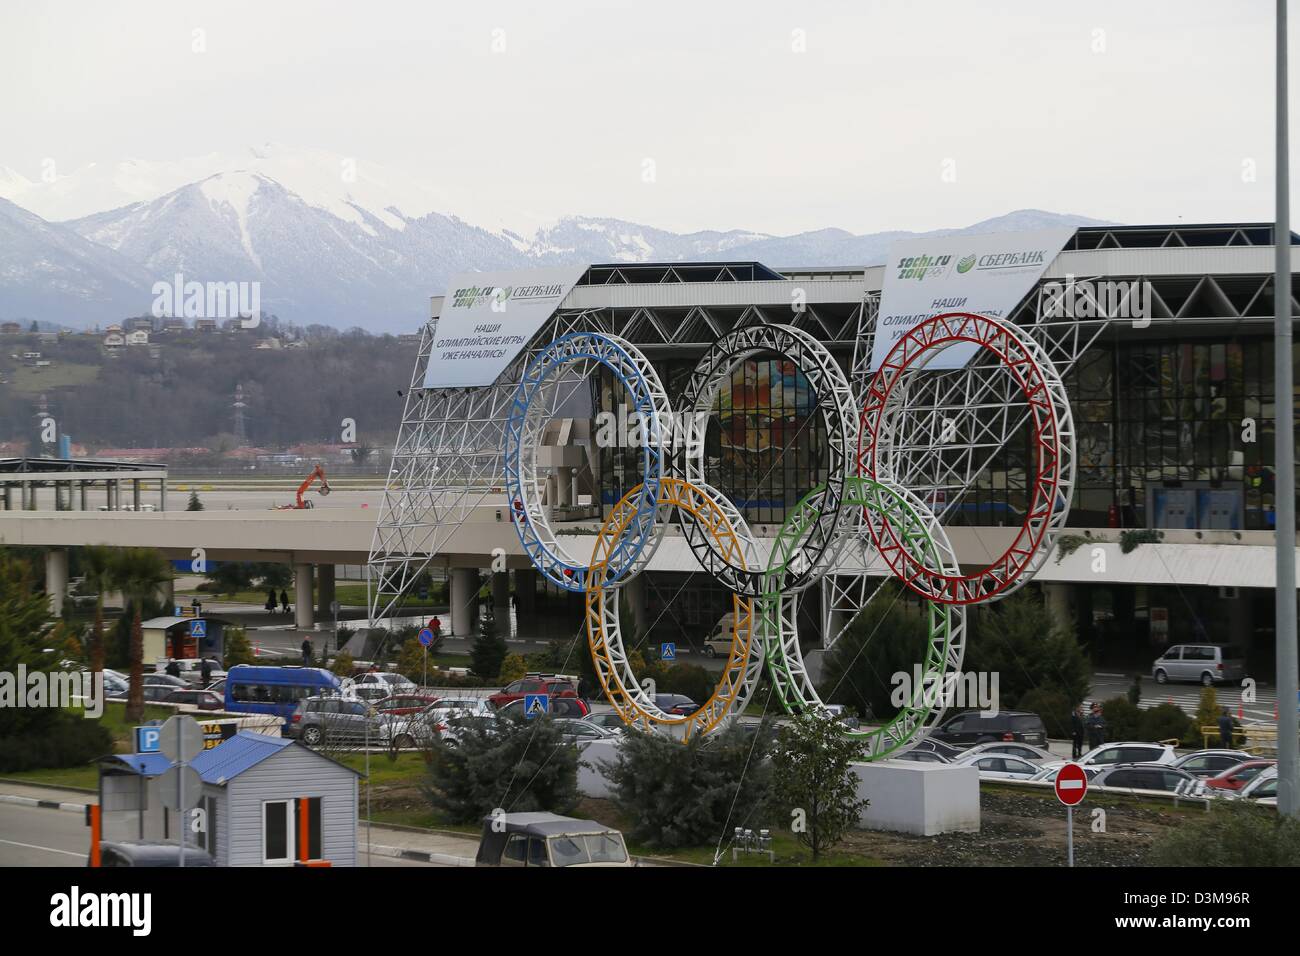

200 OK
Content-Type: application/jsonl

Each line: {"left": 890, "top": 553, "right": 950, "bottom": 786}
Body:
{"left": 676, "top": 323, "right": 857, "bottom": 597}
{"left": 366, "top": 308, "right": 608, "bottom": 625}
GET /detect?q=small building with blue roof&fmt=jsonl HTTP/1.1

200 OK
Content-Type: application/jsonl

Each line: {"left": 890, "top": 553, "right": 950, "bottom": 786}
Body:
{"left": 99, "top": 730, "right": 359, "bottom": 866}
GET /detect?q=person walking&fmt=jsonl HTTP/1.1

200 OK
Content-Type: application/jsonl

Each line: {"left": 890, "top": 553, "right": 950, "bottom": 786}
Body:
{"left": 264, "top": 588, "right": 277, "bottom": 615}
{"left": 165, "top": 659, "right": 181, "bottom": 679}
{"left": 1070, "top": 705, "right": 1085, "bottom": 760}
{"left": 301, "top": 638, "right": 313, "bottom": 667}
{"left": 1218, "top": 707, "right": 1235, "bottom": 748}
{"left": 200, "top": 657, "right": 213, "bottom": 686}
{"left": 280, "top": 589, "right": 290, "bottom": 616}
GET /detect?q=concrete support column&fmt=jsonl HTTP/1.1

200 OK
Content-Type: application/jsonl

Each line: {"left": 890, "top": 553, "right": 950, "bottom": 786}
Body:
{"left": 80, "top": 481, "right": 87, "bottom": 511}
{"left": 133, "top": 479, "right": 141, "bottom": 511}
{"left": 317, "top": 564, "right": 336, "bottom": 621}
{"left": 160, "top": 479, "right": 167, "bottom": 513}
{"left": 2, "top": 484, "right": 10, "bottom": 510}
{"left": 45, "top": 548, "right": 68, "bottom": 617}
{"left": 450, "top": 568, "right": 479, "bottom": 637}
{"left": 294, "top": 563, "right": 315, "bottom": 630}
{"left": 114, "top": 479, "right": 122, "bottom": 511}
{"left": 513, "top": 569, "right": 537, "bottom": 615}
{"left": 570, "top": 469, "right": 580, "bottom": 507}
{"left": 1044, "top": 583, "right": 1075, "bottom": 627}
{"left": 555, "top": 471, "right": 571, "bottom": 507}
{"left": 491, "top": 571, "right": 510, "bottom": 610}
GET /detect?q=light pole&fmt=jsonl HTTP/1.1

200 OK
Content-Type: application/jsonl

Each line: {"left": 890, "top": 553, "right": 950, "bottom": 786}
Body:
{"left": 1276, "top": 0, "right": 1299, "bottom": 818}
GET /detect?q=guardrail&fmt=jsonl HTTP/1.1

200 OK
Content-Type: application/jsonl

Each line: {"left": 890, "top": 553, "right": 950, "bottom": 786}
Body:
{"left": 987, "top": 776, "right": 1213, "bottom": 809}
{"left": 1200, "top": 725, "right": 1280, "bottom": 754}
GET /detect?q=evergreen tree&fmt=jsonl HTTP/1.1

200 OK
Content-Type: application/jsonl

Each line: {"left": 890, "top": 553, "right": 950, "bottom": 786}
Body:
{"left": 186, "top": 489, "right": 204, "bottom": 511}
{"left": 469, "top": 615, "right": 508, "bottom": 682}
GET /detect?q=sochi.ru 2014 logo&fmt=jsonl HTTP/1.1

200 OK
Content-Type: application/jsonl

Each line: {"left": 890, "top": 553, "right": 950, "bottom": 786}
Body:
{"left": 956, "top": 254, "right": 976, "bottom": 274}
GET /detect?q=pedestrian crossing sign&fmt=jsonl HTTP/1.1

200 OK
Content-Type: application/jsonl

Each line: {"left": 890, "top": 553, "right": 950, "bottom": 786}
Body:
{"left": 524, "top": 693, "right": 549, "bottom": 719}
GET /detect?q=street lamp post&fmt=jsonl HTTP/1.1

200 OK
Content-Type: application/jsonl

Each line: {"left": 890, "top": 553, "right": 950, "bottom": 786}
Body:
{"left": 1275, "top": 0, "right": 1299, "bottom": 818}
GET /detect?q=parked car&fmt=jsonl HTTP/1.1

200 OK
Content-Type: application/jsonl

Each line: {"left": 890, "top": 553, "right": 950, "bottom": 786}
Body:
{"left": 952, "top": 752, "right": 1041, "bottom": 779}
{"left": 893, "top": 749, "right": 950, "bottom": 764}
{"left": 555, "top": 720, "right": 620, "bottom": 743}
{"left": 142, "top": 684, "right": 182, "bottom": 702}
{"left": 160, "top": 689, "right": 224, "bottom": 711}
{"left": 475, "top": 813, "right": 632, "bottom": 867}
{"left": 1057, "top": 741, "right": 1179, "bottom": 771}
{"left": 909, "top": 737, "right": 965, "bottom": 761}
{"left": 1230, "top": 766, "right": 1279, "bottom": 803}
{"left": 155, "top": 658, "right": 227, "bottom": 686}
{"left": 102, "top": 672, "right": 129, "bottom": 698}
{"left": 1203, "top": 759, "right": 1276, "bottom": 793}
{"left": 1030, "top": 764, "right": 1102, "bottom": 784}
{"left": 653, "top": 694, "right": 698, "bottom": 716}
{"left": 582, "top": 711, "right": 629, "bottom": 732}
{"left": 1151, "top": 644, "right": 1246, "bottom": 686}
{"left": 286, "top": 696, "right": 382, "bottom": 746}
{"left": 374, "top": 693, "right": 442, "bottom": 716}
{"left": 931, "top": 710, "right": 1048, "bottom": 748}
{"left": 1171, "top": 749, "right": 1253, "bottom": 778}
{"left": 205, "top": 678, "right": 226, "bottom": 695}
{"left": 142, "top": 673, "right": 188, "bottom": 690}
{"left": 489, "top": 675, "right": 585, "bottom": 711}
{"left": 352, "top": 671, "right": 418, "bottom": 699}
{"left": 497, "top": 696, "right": 589, "bottom": 720}
{"left": 93, "top": 841, "right": 216, "bottom": 867}
{"left": 958, "top": 741, "right": 1056, "bottom": 764}
{"left": 1091, "top": 763, "right": 1200, "bottom": 794}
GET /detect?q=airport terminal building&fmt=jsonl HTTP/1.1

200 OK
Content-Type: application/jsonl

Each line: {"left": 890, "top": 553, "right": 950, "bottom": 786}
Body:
{"left": 421, "top": 223, "right": 1298, "bottom": 677}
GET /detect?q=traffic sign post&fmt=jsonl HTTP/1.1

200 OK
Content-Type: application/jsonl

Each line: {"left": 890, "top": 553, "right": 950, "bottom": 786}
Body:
{"left": 160, "top": 715, "right": 204, "bottom": 868}
{"left": 1054, "top": 762, "right": 1088, "bottom": 867}
{"left": 660, "top": 642, "right": 676, "bottom": 662}
{"left": 417, "top": 628, "right": 434, "bottom": 688}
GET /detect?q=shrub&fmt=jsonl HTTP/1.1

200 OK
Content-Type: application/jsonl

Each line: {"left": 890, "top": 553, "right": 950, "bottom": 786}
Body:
{"left": 499, "top": 653, "right": 527, "bottom": 684}
{"left": 658, "top": 664, "right": 715, "bottom": 704}
{"left": 331, "top": 651, "right": 354, "bottom": 678}
{"left": 1138, "top": 701, "right": 1195, "bottom": 745}
{"left": 1148, "top": 802, "right": 1300, "bottom": 866}
{"left": 1096, "top": 696, "right": 1143, "bottom": 742}
{"left": 600, "top": 722, "right": 774, "bottom": 850}
{"left": 0, "top": 711, "right": 113, "bottom": 772}
{"left": 1017, "top": 687, "right": 1075, "bottom": 739}
{"left": 422, "top": 715, "right": 579, "bottom": 824}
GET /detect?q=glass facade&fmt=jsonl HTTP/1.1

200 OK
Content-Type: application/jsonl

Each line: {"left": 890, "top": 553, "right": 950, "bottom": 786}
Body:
{"left": 597, "top": 356, "right": 828, "bottom": 526}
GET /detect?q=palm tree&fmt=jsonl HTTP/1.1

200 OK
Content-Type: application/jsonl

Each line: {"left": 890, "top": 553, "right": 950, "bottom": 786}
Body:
{"left": 110, "top": 548, "right": 174, "bottom": 722}
{"left": 80, "top": 545, "right": 116, "bottom": 675}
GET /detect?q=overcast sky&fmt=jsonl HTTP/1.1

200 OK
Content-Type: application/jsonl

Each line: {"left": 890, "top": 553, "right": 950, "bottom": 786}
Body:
{"left": 2, "top": 0, "right": 1294, "bottom": 235}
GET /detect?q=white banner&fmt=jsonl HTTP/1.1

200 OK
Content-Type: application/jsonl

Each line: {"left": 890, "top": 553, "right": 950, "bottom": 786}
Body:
{"left": 870, "top": 227, "right": 1075, "bottom": 371}
{"left": 422, "top": 265, "right": 586, "bottom": 388}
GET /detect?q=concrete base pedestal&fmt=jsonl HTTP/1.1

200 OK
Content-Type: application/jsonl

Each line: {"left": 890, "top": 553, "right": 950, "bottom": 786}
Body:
{"left": 576, "top": 739, "right": 621, "bottom": 798}
{"left": 852, "top": 760, "right": 980, "bottom": 835}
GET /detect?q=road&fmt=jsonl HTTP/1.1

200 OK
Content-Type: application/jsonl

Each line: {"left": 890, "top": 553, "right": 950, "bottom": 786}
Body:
{"left": 0, "top": 801, "right": 439, "bottom": 867}
{"left": 1089, "top": 671, "right": 1281, "bottom": 722}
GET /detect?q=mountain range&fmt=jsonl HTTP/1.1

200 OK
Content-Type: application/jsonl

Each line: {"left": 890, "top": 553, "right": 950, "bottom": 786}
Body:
{"left": 0, "top": 145, "right": 1109, "bottom": 333}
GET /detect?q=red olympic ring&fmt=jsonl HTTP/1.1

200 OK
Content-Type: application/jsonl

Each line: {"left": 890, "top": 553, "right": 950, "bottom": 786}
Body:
{"left": 858, "top": 312, "right": 1064, "bottom": 605}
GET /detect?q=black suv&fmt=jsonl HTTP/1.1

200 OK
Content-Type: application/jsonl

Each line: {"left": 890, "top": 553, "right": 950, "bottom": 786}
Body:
{"left": 931, "top": 710, "right": 1048, "bottom": 748}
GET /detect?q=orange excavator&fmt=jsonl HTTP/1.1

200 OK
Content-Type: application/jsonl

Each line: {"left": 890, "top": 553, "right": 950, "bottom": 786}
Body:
{"left": 276, "top": 463, "right": 331, "bottom": 510}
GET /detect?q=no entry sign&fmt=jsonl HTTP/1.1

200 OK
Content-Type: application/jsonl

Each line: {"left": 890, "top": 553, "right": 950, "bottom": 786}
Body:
{"left": 1055, "top": 763, "right": 1089, "bottom": 806}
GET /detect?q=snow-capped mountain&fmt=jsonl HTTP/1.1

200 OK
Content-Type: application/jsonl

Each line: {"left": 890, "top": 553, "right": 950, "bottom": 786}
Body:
{"left": 0, "top": 197, "right": 156, "bottom": 325}
{"left": 0, "top": 146, "right": 1109, "bottom": 331}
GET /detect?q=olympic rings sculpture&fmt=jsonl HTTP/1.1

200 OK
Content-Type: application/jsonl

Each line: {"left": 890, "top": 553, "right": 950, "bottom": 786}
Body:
{"left": 499, "top": 313, "right": 1073, "bottom": 750}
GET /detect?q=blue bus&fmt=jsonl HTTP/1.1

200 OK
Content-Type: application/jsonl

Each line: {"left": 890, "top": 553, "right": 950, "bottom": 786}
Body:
{"left": 223, "top": 665, "right": 341, "bottom": 729}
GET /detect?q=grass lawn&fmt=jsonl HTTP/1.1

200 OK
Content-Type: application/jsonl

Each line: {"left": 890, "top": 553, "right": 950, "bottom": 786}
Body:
{"left": 2, "top": 764, "right": 100, "bottom": 791}
{"left": 9, "top": 361, "right": 100, "bottom": 394}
